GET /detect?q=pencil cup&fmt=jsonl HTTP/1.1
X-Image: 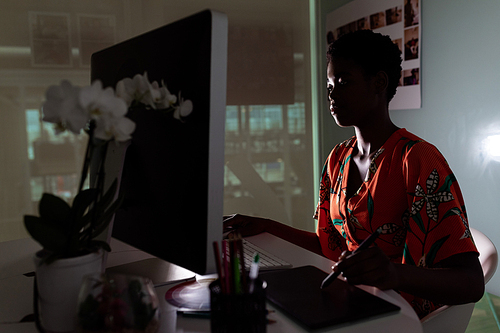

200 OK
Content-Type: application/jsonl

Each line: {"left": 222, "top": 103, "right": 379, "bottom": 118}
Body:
{"left": 209, "top": 279, "right": 267, "bottom": 333}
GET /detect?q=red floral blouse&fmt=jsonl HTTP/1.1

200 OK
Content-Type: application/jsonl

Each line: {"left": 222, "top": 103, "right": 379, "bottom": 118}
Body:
{"left": 314, "top": 128, "right": 478, "bottom": 318}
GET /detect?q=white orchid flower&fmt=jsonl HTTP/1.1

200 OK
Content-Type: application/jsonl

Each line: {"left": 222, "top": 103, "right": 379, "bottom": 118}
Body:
{"left": 115, "top": 78, "right": 135, "bottom": 107}
{"left": 116, "top": 72, "right": 181, "bottom": 111}
{"left": 142, "top": 73, "right": 175, "bottom": 109}
{"left": 132, "top": 73, "right": 150, "bottom": 102}
{"left": 42, "top": 80, "right": 89, "bottom": 134}
{"left": 173, "top": 92, "right": 193, "bottom": 120}
{"left": 80, "top": 80, "right": 135, "bottom": 142}
{"left": 148, "top": 80, "right": 177, "bottom": 109}
{"left": 158, "top": 80, "right": 178, "bottom": 108}
{"left": 116, "top": 72, "right": 150, "bottom": 107}
{"left": 133, "top": 72, "right": 159, "bottom": 108}
{"left": 143, "top": 80, "right": 163, "bottom": 109}
{"left": 94, "top": 115, "right": 136, "bottom": 142}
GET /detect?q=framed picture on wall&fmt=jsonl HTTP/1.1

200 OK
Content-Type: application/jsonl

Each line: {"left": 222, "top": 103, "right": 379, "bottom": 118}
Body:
{"left": 29, "top": 12, "right": 72, "bottom": 67}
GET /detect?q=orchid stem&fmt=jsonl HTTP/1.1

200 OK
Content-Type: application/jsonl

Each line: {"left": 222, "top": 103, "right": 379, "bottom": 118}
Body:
{"left": 87, "top": 141, "right": 107, "bottom": 247}
{"left": 78, "top": 121, "right": 96, "bottom": 193}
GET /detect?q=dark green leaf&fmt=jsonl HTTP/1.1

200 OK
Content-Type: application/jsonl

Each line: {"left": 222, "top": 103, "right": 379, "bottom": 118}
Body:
{"left": 72, "top": 189, "right": 99, "bottom": 219}
{"left": 79, "top": 179, "right": 119, "bottom": 236}
{"left": 72, "top": 189, "right": 100, "bottom": 232}
{"left": 74, "top": 212, "right": 92, "bottom": 235}
{"left": 442, "top": 207, "right": 461, "bottom": 221}
{"left": 401, "top": 140, "right": 421, "bottom": 158}
{"left": 403, "top": 243, "right": 416, "bottom": 265}
{"left": 38, "top": 193, "right": 71, "bottom": 228}
{"left": 437, "top": 173, "right": 457, "bottom": 193}
{"left": 95, "top": 179, "right": 119, "bottom": 213}
{"left": 411, "top": 212, "right": 426, "bottom": 234}
{"left": 367, "top": 190, "right": 374, "bottom": 223}
{"left": 91, "top": 193, "right": 124, "bottom": 238}
{"left": 426, "top": 234, "right": 450, "bottom": 266}
{"left": 90, "top": 214, "right": 113, "bottom": 239}
{"left": 24, "top": 215, "right": 68, "bottom": 252}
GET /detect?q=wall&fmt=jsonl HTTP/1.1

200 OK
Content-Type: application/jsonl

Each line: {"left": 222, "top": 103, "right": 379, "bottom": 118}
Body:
{"left": 319, "top": 0, "right": 500, "bottom": 296}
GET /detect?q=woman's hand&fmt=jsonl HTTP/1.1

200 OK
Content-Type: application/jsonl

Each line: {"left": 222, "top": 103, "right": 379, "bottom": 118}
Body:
{"left": 223, "top": 214, "right": 268, "bottom": 237}
{"left": 223, "top": 214, "right": 325, "bottom": 256}
{"left": 335, "top": 246, "right": 399, "bottom": 291}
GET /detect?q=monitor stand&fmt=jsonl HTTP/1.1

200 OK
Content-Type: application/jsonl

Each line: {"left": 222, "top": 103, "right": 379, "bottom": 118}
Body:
{"left": 105, "top": 258, "right": 196, "bottom": 287}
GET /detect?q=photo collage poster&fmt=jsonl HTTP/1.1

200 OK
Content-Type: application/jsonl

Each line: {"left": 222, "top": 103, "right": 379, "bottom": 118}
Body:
{"left": 326, "top": 0, "right": 421, "bottom": 110}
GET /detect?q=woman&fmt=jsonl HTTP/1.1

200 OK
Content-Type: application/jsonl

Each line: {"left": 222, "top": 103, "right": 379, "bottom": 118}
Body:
{"left": 224, "top": 30, "right": 484, "bottom": 319}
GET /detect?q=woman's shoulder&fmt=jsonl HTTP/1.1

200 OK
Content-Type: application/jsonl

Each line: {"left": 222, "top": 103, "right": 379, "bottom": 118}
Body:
{"left": 395, "top": 129, "right": 449, "bottom": 167}
{"left": 331, "top": 136, "right": 356, "bottom": 155}
{"left": 395, "top": 129, "right": 442, "bottom": 156}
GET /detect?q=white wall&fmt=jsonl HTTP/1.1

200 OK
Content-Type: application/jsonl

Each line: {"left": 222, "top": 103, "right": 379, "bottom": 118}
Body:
{"left": 319, "top": 0, "right": 500, "bottom": 296}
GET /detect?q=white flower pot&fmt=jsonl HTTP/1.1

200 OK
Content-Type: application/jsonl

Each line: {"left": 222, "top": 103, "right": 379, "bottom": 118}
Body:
{"left": 34, "top": 250, "right": 104, "bottom": 333}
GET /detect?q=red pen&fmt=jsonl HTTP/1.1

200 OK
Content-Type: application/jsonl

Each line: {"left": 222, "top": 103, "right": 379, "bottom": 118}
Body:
{"left": 212, "top": 241, "right": 225, "bottom": 293}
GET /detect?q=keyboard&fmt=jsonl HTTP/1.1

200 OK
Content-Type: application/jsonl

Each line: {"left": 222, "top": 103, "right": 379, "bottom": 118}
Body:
{"left": 242, "top": 238, "right": 292, "bottom": 270}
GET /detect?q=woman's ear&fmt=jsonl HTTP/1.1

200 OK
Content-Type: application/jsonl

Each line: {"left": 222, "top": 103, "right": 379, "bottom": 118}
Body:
{"left": 374, "top": 71, "right": 389, "bottom": 94}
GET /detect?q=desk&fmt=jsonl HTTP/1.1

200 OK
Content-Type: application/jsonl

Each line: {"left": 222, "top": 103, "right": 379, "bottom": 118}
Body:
{"left": 0, "top": 233, "right": 423, "bottom": 332}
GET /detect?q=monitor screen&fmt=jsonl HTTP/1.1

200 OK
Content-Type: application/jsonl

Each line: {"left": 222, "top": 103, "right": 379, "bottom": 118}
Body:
{"left": 90, "top": 9, "right": 227, "bottom": 276}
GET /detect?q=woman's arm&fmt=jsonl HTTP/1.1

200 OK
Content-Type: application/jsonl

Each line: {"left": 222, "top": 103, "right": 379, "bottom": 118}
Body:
{"left": 223, "top": 214, "right": 324, "bottom": 257}
{"left": 396, "top": 252, "right": 484, "bottom": 304}
{"left": 336, "top": 247, "right": 484, "bottom": 305}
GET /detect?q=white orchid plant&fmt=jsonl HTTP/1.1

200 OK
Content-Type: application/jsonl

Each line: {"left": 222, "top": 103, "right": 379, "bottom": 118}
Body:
{"left": 24, "top": 73, "right": 192, "bottom": 264}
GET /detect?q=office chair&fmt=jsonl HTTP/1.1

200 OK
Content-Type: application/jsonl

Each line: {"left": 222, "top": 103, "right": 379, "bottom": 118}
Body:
{"left": 420, "top": 227, "right": 498, "bottom": 333}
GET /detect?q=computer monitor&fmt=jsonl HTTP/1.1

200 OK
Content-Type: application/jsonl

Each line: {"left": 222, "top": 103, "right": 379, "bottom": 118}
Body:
{"left": 90, "top": 9, "right": 227, "bottom": 277}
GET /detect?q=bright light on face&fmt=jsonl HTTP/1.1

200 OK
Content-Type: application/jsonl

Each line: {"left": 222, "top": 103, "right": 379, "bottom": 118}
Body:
{"left": 483, "top": 134, "right": 500, "bottom": 157}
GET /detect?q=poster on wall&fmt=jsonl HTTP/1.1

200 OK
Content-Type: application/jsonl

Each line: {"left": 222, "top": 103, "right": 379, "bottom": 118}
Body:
{"left": 326, "top": 0, "right": 421, "bottom": 110}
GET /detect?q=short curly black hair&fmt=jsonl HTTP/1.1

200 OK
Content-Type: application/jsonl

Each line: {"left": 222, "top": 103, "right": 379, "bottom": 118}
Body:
{"left": 327, "top": 30, "right": 402, "bottom": 103}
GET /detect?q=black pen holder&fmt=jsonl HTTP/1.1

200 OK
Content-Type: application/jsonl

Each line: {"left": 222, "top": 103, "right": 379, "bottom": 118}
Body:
{"left": 209, "top": 279, "right": 267, "bottom": 333}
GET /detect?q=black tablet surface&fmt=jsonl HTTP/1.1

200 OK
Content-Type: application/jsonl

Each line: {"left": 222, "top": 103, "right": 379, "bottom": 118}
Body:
{"left": 262, "top": 265, "right": 401, "bottom": 330}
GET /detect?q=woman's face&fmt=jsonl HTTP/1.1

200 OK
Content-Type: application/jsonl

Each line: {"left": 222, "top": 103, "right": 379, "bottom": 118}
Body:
{"left": 327, "top": 57, "right": 379, "bottom": 128}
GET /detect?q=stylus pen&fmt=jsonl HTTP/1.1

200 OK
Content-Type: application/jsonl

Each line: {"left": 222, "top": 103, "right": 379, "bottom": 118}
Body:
{"left": 320, "top": 227, "right": 382, "bottom": 289}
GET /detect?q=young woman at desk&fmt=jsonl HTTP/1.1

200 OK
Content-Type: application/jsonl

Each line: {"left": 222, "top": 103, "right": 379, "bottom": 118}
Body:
{"left": 224, "top": 30, "right": 484, "bottom": 319}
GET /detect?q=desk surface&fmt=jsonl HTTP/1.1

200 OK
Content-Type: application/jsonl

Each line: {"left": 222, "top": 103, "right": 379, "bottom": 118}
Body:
{"left": 0, "top": 233, "right": 423, "bottom": 333}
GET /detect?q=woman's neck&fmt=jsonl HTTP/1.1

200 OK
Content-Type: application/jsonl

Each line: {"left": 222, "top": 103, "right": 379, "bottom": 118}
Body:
{"left": 354, "top": 121, "right": 399, "bottom": 158}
